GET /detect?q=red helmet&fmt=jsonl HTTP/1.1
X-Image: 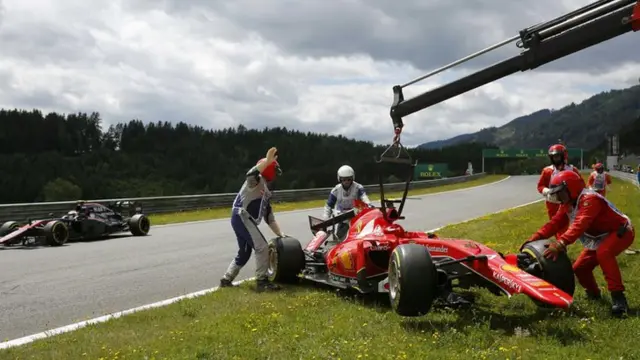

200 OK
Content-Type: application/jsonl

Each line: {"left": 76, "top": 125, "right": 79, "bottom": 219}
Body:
{"left": 256, "top": 158, "right": 282, "bottom": 182}
{"left": 548, "top": 144, "right": 568, "bottom": 167}
{"left": 548, "top": 170, "right": 585, "bottom": 203}
{"left": 594, "top": 162, "right": 604, "bottom": 173}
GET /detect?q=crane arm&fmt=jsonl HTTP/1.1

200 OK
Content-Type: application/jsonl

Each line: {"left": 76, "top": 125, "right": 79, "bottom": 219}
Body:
{"left": 389, "top": 0, "right": 640, "bottom": 135}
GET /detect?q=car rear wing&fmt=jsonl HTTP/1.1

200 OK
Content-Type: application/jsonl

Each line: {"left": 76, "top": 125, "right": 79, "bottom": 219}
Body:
{"left": 308, "top": 209, "right": 357, "bottom": 235}
{"left": 107, "top": 200, "right": 143, "bottom": 217}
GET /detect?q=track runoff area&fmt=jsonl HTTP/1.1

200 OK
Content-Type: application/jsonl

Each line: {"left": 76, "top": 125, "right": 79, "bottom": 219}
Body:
{"left": 0, "top": 174, "right": 508, "bottom": 344}
{"left": 2, "top": 172, "right": 638, "bottom": 359}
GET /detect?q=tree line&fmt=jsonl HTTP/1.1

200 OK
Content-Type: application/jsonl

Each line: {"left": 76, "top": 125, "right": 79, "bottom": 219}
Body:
{"left": 0, "top": 109, "right": 498, "bottom": 204}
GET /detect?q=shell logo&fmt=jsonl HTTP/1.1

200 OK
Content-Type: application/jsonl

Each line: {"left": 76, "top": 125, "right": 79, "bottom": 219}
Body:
{"left": 355, "top": 221, "right": 363, "bottom": 233}
{"left": 501, "top": 264, "right": 521, "bottom": 273}
{"left": 340, "top": 251, "right": 353, "bottom": 270}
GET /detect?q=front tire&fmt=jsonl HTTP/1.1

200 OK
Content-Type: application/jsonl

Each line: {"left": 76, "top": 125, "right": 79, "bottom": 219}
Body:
{"left": 521, "top": 239, "right": 576, "bottom": 307}
{"left": 42, "top": 221, "right": 69, "bottom": 246}
{"left": 388, "top": 244, "right": 438, "bottom": 317}
{"left": 0, "top": 221, "right": 20, "bottom": 237}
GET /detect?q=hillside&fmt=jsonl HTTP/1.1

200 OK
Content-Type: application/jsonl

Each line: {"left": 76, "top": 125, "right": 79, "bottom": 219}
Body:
{"left": 0, "top": 109, "right": 493, "bottom": 204}
{"left": 419, "top": 84, "right": 640, "bottom": 150}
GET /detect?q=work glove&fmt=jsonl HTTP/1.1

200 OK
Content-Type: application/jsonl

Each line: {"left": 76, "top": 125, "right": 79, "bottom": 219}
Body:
{"left": 546, "top": 193, "right": 562, "bottom": 204}
{"left": 266, "top": 147, "right": 278, "bottom": 163}
{"left": 542, "top": 187, "right": 551, "bottom": 196}
{"left": 543, "top": 239, "right": 567, "bottom": 261}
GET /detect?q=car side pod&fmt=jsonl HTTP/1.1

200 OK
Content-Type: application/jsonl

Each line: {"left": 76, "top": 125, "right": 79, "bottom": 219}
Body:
{"left": 354, "top": 240, "right": 376, "bottom": 293}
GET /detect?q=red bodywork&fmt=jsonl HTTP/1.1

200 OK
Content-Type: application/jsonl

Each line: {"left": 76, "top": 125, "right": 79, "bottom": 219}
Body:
{"left": 632, "top": 1, "right": 640, "bottom": 31}
{"left": 0, "top": 220, "right": 51, "bottom": 245}
{"left": 303, "top": 200, "right": 573, "bottom": 309}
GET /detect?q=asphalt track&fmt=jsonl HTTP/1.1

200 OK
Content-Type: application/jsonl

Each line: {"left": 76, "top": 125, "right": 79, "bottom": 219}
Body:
{"left": 0, "top": 175, "right": 541, "bottom": 341}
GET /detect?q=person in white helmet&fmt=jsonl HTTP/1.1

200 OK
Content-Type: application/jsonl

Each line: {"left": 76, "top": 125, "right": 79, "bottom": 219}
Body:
{"left": 323, "top": 165, "right": 372, "bottom": 241}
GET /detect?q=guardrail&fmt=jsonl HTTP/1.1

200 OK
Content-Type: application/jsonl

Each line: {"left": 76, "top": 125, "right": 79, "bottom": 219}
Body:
{"left": 0, "top": 173, "right": 487, "bottom": 223}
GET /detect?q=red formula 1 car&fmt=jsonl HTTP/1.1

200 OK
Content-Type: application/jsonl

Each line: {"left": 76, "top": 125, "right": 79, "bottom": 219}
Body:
{"left": 266, "top": 145, "right": 576, "bottom": 316}
{"left": 0, "top": 218, "right": 69, "bottom": 247}
{"left": 0, "top": 200, "right": 150, "bottom": 247}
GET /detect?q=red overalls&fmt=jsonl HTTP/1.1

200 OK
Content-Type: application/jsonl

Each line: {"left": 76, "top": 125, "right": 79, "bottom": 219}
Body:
{"left": 537, "top": 164, "right": 583, "bottom": 238}
{"left": 533, "top": 189, "right": 635, "bottom": 293}
{"left": 587, "top": 171, "right": 612, "bottom": 197}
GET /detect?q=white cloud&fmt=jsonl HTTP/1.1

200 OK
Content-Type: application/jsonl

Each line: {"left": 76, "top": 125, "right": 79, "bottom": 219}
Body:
{"left": 0, "top": 0, "right": 638, "bottom": 147}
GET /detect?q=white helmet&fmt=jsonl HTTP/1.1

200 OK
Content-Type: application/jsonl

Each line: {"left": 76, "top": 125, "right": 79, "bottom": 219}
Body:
{"left": 337, "top": 165, "right": 355, "bottom": 181}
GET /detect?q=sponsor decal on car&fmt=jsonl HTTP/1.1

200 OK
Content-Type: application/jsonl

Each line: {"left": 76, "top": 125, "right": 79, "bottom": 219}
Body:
{"left": 492, "top": 271, "right": 522, "bottom": 292}
{"left": 354, "top": 220, "right": 363, "bottom": 234}
{"left": 339, "top": 251, "right": 354, "bottom": 270}
{"left": 501, "top": 264, "right": 522, "bottom": 273}
{"left": 329, "top": 273, "right": 358, "bottom": 286}
{"left": 370, "top": 242, "right": 390, "bottom": 251}
{"left": 514, "top": 272, "right": 537, "bottom": 281}
{"left": 463, "top": 241, "right": 479, "bottom": 249}
{"left": 426, "top": 245, "right": 448, "bottom": 253}
{"left": 529, "top": 280, "right": 552, "bottom": 287}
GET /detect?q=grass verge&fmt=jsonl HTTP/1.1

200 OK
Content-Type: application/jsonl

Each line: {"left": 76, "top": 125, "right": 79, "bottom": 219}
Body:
{"left": 5, "top": 173, "right": 639, "bottom": 360}
{"left": 148, "top": 174, "right": 507, "bottom": 225}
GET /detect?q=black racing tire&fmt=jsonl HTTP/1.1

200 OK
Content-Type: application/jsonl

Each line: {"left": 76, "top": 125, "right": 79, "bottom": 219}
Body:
{"left": 0, "top": 221, "right": 20, "bottom": 237}
{"left": 267, "top": 236, "right": 305, "bottom": 283}
{"left": 42, "top": 221, "right": 69, "bottom": 246}
{"left": 388, "top": 244, "right": 438, "bottom": 317}
{"left": 521, "top": 239, "right": 576, "bottom": 307}
{"left": 128, "top": 214, "right": 151, "bottom": 236}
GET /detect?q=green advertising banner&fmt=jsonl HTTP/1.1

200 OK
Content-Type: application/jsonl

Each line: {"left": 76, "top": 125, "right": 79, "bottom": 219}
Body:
{"left": 414, "top": 163, "right": 449, "bottom": 179}
{"left": 482, "top": 148, "right": 582, "bottom": 159}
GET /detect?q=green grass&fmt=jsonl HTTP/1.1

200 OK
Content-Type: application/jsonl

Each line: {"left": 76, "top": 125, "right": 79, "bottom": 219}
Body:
{"left": 4, "top": 173, "right": 639, "bottom": 360}
{"left": 148, "top": 174, "right": 507, "bottom": 225}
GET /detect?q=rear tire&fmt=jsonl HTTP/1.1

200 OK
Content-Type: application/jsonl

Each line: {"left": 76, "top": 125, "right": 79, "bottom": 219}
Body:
{"left": 388, "top": 244, "right": 438, "bottom": 317}
{"left": 128, "top": 214, "right": 151, "bottom": 236}
{"left": 42, "top": 221, "right": 69, "bottom": 246}
{"left": 267, "top": 236, "right": 305, "bottom": 283}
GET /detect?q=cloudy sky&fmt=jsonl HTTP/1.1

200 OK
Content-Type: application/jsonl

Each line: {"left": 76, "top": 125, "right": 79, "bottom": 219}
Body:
{"left": 1, "top": 0, "right": 638, "bottom": 146}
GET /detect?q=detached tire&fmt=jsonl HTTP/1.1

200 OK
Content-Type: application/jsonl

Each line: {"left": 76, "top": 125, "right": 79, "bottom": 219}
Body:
{"left": 128, "top": 214, "right": 151, "bottom": 236}
{"left": 388, "top": 244, "right": 438, "bottom": 317}
{"left": 42, "top": 221, "right": 69, "bottom": 246}
{"left": 521, "top": 239, "right": 576, "bottom": 306}
{"left": 267, "top": 236, "right": 305, "bottom": 283}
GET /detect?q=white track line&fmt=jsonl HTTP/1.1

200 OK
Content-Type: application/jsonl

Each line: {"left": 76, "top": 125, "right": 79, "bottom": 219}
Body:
{"left": 0, "top": 278, "right": 256, "bottom": 350}
{"left": 0, "top": 175, "right": 515, "bottom": 350}
{"left": 426, "top": 197, "right": 545, "bottom": 233}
